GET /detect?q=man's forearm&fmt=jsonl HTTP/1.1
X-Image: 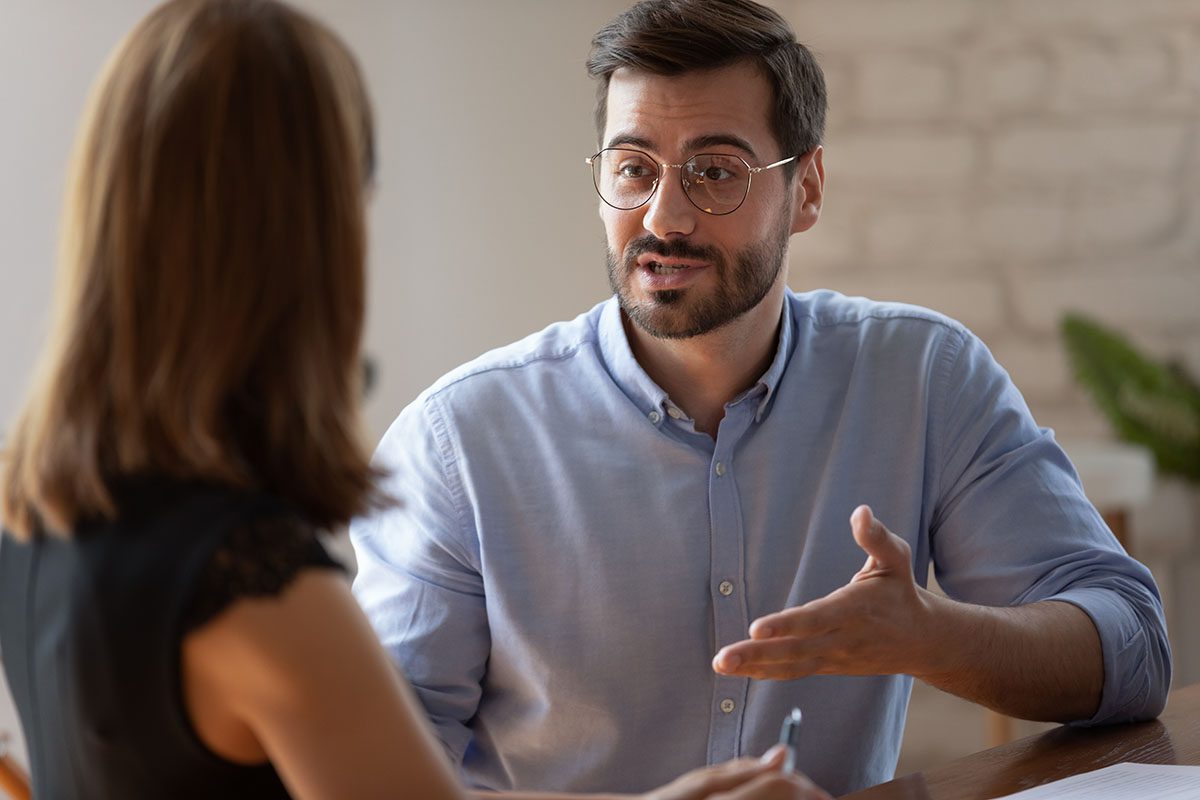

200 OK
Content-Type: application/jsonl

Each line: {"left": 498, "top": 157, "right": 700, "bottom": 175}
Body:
{"left": 912, "top": 594, "right": 1103, "bottom": 722}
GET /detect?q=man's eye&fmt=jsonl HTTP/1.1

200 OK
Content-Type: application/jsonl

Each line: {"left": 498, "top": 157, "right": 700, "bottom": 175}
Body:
{"left": 688, "top": 156, "right": 745, "bottom": 184}
{"left": 700, "top": 166, "right": 734, "bottom": 181}
{"left": 618, "top": 164, "right": 653, "bottom": 179}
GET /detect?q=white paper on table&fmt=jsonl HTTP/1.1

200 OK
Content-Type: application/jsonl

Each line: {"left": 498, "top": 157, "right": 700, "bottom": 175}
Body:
{"left": 992, "top": 762, "right": 1200, "bottom": 799}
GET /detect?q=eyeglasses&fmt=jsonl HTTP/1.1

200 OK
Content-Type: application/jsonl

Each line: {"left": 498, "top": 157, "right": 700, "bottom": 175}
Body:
{"left": 585, "top": 147, "right": 798, "bottom": 216}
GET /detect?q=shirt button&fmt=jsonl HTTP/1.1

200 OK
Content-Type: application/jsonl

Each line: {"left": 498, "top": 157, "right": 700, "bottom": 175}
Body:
{"left": 720, "top": 698, "right": 736, "bottom": 713}
{"left": 718, "top": 580, "right": 734, "bottom": 596}
{"left": 648, "top": 410, "right": 662, "bottom": 424}
{"left": 666, "top": 406, "right": 684, "bottom": 420}
{"left": 714, "top": 461, "right": 727, "bottom": 477}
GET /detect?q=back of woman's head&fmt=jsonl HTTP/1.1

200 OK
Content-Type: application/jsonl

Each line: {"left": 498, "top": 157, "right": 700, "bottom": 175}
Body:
{"left": 2, "top": 0, "right": 379, "bottom": 536}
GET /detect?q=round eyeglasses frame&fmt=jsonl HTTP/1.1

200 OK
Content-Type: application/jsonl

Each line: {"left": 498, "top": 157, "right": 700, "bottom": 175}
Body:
{"left": 585, "top": 147, "right": 800, "bottom": 216}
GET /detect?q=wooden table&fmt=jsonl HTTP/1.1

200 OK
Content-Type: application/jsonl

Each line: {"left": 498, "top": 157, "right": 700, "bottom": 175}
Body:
{"left": 842, "top": 683, "right": 1200, "bottom": 799}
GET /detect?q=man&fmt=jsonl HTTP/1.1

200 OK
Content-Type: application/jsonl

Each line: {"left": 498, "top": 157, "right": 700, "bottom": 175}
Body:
{"left": 351, "top": 0, "right": 1171, "bottom": 795}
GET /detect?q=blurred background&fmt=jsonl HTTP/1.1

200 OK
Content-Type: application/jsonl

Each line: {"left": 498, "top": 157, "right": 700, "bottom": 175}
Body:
{"left": 1, "top": 0, "right": 1197, "bottom": 784}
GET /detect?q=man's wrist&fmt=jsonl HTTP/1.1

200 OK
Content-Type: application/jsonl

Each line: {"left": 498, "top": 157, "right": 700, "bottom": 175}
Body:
{"left": 907, "top": 588, "right": 979, "bottom": 684}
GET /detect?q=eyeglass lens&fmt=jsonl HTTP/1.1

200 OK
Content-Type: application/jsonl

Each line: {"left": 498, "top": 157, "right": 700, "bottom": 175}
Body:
{"left": 591, "top": 148, "right": 752, "bottom": 215}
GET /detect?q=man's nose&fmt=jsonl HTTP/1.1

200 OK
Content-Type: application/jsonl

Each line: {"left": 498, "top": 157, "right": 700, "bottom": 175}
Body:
{"left": 641, "top": 167, "right": 698, "bottom": 239}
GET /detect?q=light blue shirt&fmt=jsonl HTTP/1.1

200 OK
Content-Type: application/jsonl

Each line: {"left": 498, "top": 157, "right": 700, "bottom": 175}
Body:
{"left": 351, "top": 290, "right": 1170, "bottom": 796}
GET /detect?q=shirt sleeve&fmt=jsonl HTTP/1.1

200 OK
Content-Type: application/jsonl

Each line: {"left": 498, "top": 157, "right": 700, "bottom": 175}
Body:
{"left": 350, "top": 392, "right": 490, "bottom": 763}
{"left": 927, "top": 327, "right": 1171, "bottom": 725}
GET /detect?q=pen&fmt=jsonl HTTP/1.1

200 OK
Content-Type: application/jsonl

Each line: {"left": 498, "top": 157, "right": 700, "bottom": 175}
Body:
{"left": 778, "top": 707, "right": 802, "bottom": 774}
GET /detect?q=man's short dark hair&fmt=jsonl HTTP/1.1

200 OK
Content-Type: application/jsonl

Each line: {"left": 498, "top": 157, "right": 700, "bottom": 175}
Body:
{"left": 587, "top": 0, "right": 826, "bottom": 174}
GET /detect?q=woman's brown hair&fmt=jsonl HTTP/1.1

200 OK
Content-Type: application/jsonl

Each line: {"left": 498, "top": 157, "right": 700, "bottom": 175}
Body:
{"left": 2, "top": 0, "right": 381, "bottom": 537}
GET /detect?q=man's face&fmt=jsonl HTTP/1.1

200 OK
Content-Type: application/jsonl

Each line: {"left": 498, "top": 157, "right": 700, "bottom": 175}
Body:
{"left": 599, "top": 61, "right": 804, "bottom": 340}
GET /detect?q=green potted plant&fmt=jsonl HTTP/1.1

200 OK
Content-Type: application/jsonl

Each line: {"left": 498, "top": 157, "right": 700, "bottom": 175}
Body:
{"left": 1061, "top": 313, "right": 1200, "bottom": 482}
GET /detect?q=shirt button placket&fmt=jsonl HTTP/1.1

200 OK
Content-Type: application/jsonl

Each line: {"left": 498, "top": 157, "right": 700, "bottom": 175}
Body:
{"left": 708, "top": 439, "right": 747, "bottom": 764}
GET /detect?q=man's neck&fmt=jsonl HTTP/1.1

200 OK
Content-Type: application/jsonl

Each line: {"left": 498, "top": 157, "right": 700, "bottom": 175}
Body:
{"left": 625, "top": 285, "right": 786, "bottom": 439}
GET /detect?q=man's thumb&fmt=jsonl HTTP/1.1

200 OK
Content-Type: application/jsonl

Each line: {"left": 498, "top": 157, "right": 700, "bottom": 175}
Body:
{"left": 850, "top": 504, "right": 905, "bottom": 571}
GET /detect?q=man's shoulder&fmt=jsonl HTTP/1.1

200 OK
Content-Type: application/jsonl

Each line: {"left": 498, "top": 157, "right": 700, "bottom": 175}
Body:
{"left": 788, "top": 288, "right": 970, "bottom": 344}
{"left": 419, "top": 299, "right": 610, "bottom": 405}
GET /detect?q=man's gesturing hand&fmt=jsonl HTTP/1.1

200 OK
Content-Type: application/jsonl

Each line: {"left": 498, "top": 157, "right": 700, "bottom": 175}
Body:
{"left": 712, "top": 505, "right": 932, "bottom": 681}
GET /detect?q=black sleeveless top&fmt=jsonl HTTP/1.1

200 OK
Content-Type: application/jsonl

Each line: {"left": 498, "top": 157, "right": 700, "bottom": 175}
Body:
{"left": 0, "top": 477, "right": 342, "bottom": 799}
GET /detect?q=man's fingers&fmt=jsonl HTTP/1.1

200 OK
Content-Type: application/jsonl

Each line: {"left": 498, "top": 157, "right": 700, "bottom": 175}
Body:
{"left": 850, "top": 504, "right": 909, "bottom": 574}
{"left": 707, "top": 506, "right": 918, "bottom": 682}
{"left": 713, "top": 634, "right": 838, "bottom": 677}
{"left": 748, "top": 597, "right": 836, "bottom": 641}
{"left": 716, "top": 659, "right": 822, "bottom": 681}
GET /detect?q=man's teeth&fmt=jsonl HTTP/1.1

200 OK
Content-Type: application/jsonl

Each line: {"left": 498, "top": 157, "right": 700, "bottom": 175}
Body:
{"left": 649, "top": 261, "right": 684, "bottom": 274}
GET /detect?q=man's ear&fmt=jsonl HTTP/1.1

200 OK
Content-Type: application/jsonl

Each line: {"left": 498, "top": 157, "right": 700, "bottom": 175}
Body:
{"left": 790, "top": 146, "right": 824, "bottom": 235}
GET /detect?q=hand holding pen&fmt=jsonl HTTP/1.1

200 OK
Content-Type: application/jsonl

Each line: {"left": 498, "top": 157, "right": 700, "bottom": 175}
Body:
{"left": 640, "top": 707, "right": 830, "bottom": 800}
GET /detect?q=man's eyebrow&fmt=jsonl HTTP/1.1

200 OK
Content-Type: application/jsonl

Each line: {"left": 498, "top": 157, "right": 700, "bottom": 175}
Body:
{"left": 605, "top": 133, "right": 656, "bottom": 151}
{"left": 683, "top": 133, "right": 758, "bottom": 159}
{"left": 602, "top": 132, "right": 761, "bottom": 160}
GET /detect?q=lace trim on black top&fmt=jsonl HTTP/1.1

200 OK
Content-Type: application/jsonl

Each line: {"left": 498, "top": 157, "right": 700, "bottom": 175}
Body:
{"left": 182, "top": 513, "right": 344, "bottom": 633}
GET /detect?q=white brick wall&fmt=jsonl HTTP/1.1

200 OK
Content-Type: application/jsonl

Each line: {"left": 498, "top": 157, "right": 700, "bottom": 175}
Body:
{"left": 1014, "top": 270, "right": 1200, "bottom": 333}
{"left": 975, "top": 197, "right": 1069, "bottom": 261}
{"left": 860, "top": 202, "right": 978, "bottom": 266}
{"left": 1069, "top": 183, "right": 1182, "bottom": 254}
{"left": 785, "top": 0, "right": 1200, "bottom": 443}
{"left": 1004, "top": 0, "right": 1200, "bottom": 30}
{"left": 792, "top": 0, "right": 983, "bottom": 46}
{"left": 827, "top": 130, "right": 980, "bottom": 185}
{"left": 856, "top": 53, "right": 956, "bottom": 120}
{"left": 973, "top": 46, "right": 1055, "bottom": 113}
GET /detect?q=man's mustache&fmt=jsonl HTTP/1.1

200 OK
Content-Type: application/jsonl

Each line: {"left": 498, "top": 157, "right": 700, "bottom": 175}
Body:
{"left": 623, "top": 235, "right": 721, "bottom": 264}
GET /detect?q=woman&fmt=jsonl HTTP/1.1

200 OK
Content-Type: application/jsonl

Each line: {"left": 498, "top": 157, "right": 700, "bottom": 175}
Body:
{"left": 0, "top": 1, "right": 828, "bottom": 798}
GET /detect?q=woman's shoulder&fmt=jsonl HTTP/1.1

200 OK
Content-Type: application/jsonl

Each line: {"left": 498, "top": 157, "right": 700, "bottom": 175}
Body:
{"left": 70, "top": 474, "right": 345, "bottom": 630}
{"left": 182, "top": 507, "right": 345, "bottom": 634}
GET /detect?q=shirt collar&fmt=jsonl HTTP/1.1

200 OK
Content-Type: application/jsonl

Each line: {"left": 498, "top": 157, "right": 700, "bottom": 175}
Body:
{"left": 752, "top": 296, "right": 795, "bottom": 422}
{"left": 597, "top": 298, "right": 671, "bottom": 420}
{"left": 596, "top": 294, "right": 797, "bottom": 425}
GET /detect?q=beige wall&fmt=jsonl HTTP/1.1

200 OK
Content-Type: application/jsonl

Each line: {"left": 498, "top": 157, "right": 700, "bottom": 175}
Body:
{"left": 0, "top": 0, "right": 631, "bottom": 443}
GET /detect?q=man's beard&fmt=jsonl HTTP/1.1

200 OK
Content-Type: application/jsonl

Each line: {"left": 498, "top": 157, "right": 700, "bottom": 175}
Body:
{"left": 605, "top": 213, "right": 791, "bottom": 340}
